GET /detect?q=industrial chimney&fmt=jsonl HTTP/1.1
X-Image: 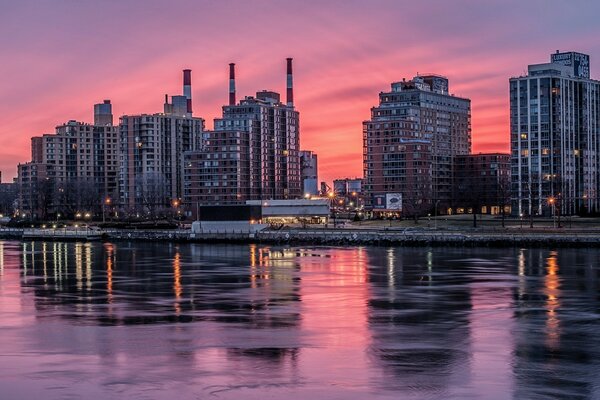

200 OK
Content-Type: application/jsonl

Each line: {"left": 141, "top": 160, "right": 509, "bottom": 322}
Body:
{"left": 183, "top": 69, "right": 192, "bottom": 114}
{"left": 286, "top": 58, "right": 294, "bottom": 107}
{"left": 229, "top": 63, "right": 236, "bottom": 106}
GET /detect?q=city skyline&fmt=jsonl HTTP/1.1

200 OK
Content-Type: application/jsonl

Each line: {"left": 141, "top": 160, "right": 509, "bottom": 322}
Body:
{"left": 2, "top": 0, "right": 600, "bottom": 184}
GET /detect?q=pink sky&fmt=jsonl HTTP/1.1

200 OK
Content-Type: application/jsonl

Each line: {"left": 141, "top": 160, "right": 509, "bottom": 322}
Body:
{"left": 1, "top": 0, "right": 599, "bottom": 183}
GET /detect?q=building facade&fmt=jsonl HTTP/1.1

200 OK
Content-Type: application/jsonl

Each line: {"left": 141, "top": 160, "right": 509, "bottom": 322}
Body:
{"left": 119, "top": 70, "right": 205, "bottom": 212}
{"left": 17, "top": 162, "right": 55, "bottom": 219}
{"left": 453, "top": 153, "right": 511, "bottom": 215}
{"left": 510, "top": 51, "right": 600, "bottom": 216}
{"left": 364, "top": 75, "right": 471, "bottom": 214}
{"left": 119, "top": 113, "right": 204, "bottom": 212}
{"left": 183, "top": 129, "right": 249, "bottom": 210}
{"left": 300, "top": 150, "right": 318, "bottom": 196}
{"left": 18, "top": 101, "right": 119, "bottom": 218}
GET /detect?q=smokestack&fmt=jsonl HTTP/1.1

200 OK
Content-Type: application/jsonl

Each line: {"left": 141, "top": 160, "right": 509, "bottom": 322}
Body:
{"left": 183, "top": 69, "right": 192, "bottom": 114}
{"left": 229, "top": 63, "right": 236, "bottom": 106}
{"left": 286, "top": 58, "right": 294, "bottom": 107}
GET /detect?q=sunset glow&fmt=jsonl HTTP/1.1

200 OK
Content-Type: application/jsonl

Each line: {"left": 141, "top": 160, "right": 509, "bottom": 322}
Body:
{"left": 1, "top": 0, "right": 599, "bottom": 183}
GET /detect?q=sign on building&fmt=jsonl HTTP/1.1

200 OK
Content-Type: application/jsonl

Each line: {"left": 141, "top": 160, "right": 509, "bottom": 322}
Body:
{"left": 551, "top": 52, "right": 590, "bottom": 79}
{"left": 385, "top": 193, "right": 402, "bottom": 211}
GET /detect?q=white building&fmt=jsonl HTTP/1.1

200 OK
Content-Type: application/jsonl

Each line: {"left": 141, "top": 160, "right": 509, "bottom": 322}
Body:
{"left": 510, "top": 51, "right": 600, "bottom": 216}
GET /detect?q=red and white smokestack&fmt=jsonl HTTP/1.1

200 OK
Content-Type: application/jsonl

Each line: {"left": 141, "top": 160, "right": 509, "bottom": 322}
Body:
{"left": 286, "top": 58, "right": 294, "bottom": 107}
{"left": 183, "top": 69, "right": 192, "bottom": 114}
{"left": 229, "top": 63, "right": 236, "bottom": 106}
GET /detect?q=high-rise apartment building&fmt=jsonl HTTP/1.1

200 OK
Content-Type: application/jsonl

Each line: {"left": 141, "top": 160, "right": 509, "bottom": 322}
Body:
{"left": 119, "top": 70, "right": 204, "bottom": 211}
{"left": 19, "top": 101, "right": 119, "bottom": 217}
{"left": 183, "top": 60, "right": 301, "bottom": 210}
{"left": 363, "top": 75, "right": 471, "bottom": 213}
{"left": 510, "top": 51, "right": 600, "bottom": 216}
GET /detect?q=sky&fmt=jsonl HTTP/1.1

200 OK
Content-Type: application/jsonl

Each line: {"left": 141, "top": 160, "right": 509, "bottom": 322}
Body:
{"left": 1, "top": 0, "right": 600, "bottom": 184}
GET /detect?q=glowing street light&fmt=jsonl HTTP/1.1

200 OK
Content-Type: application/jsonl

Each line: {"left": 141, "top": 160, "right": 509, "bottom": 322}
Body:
{"left": 548, "top": 196, "right": 556, "bottom": 228}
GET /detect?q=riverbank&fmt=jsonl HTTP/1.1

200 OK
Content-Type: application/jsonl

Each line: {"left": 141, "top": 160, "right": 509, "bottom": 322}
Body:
{"left": 3, "top": 226, "right": 600, "bottom": 247}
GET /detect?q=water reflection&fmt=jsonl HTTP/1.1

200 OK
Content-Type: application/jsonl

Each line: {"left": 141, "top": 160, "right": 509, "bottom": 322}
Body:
{"left": 1, "top": 242, "right": 600, "bottom": 399}
{"left": 366, "top": 248, "right": 474, "bottom": 396}
{"left": 512, "top": 248, "right": 600, "bottom": 399}
{"left": 19, "top": 242, "right": 302, "bottom": 330}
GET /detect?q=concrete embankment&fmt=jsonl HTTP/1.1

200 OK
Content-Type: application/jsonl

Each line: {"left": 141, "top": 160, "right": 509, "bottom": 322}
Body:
{"left": 94, "top": 228, "right": 600, "bottom": 247}
{"left": 3, "top": 227, "right": 600, "bottom": 247}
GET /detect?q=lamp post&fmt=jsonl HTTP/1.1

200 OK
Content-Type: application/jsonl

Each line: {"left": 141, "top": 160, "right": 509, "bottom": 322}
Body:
{"left": 520, "top": 213, "right": 523, "bottom": 229}
{"left": 434, "top": 200, "right": 440, "bottom": 230}
{"left": 548, "top": 197, "right": 556, "bottom": 228}
{"left": 172, "top": 199, "right": 180, "bottom": 221}
{"left": 103, "top": 197, "right": 111, "bottom": 223}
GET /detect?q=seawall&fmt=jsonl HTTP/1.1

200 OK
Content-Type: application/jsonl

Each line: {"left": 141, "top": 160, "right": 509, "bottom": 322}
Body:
{"left": 4, "top": 227, "right": 600, "bottom": 247}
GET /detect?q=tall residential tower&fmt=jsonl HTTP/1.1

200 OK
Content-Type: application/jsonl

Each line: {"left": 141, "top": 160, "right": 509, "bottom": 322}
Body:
{"left": 363, "top": 75, "right": 471, "bottom": 214}
{"left": 510, "top": 51, "right": 600, "bottom": 216}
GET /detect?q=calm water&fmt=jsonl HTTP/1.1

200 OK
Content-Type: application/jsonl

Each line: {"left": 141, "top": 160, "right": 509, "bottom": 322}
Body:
{"left": 1, "top": 241, "right": 599, "bottom": 399}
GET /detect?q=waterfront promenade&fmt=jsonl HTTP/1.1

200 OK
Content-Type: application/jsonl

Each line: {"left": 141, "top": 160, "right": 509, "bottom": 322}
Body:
{"left": 2, "top": 215, "right": 600, "bottom": 246}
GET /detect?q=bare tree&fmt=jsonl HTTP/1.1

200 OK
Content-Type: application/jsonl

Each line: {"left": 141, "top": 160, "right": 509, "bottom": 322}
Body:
{"left": 403, "top": 182, "right": 432, "bottom": 224}
{"left": 136, "top": 172, "right": 169, "bottom": 217}
{"left": 54, "top": 178, "right": 100, "bottom": 218}
{"left": 496, "top": 174, "right": 511, "bottom": 228}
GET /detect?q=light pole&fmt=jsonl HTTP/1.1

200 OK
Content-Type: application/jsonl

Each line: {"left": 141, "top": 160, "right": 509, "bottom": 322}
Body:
{"left": 549, "top": 196, "right": 556, "bottom": 228}
{"left": 520, "top": 213, "right": 523, "bottom": 229}
{"left": 103, "top": 197, "right": 111, "bottom": 223}
{"left": 434, "top": 200, "right": 440, "bottom": 230}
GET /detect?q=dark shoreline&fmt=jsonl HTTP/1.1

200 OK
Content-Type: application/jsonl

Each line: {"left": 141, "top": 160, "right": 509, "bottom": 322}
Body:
{"left": 3, "top": 227, "right": 600, "bottom": 248}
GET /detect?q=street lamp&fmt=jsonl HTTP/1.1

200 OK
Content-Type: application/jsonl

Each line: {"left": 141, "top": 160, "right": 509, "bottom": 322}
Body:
{"left": 520, "top": 213, "right": 523, "bottom": 229}
{"left": 434, "top": 200, "right": 440, "bottom": 230}
{"left": 103, "top": 197, "right": 111, "bottom": 223}
{"left": 548, "top": 196, "right": 556, "bottom": 228}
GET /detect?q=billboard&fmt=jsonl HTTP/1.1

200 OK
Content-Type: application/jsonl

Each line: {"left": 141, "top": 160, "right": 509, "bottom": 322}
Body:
{"left": 372, "top": 193, "right": 402, "bottom": 211}
{"left": 385, "top": 193, "right": 402, "bottom": 211}
{"left": 551, "top": 52, "right": 590, "bottom": 79}
{"left": 372, "top": 194, "right": 386, "bottom": 209}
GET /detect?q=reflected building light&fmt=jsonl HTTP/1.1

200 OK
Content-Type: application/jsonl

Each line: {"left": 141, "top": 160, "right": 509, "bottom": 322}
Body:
{"left": 85, "top": 243, "right": 92, "bottom": 291}
{"left": 63, "top": 243, "right": 69, "bottom": 277}
{"left": 31, "top": 242, "right": 36, "bottom": 275}
{"left": 250, "top": 244, "right": 257, "bottom": 288}
{"left": 0, "top": 242, "right": 3, "bottom": 277}
{"left": 518, "top": 249, "right": 526, "bottom": 299}
{"left": 387, "top": 248, "right": 395, "bottom": 293}
{"left": 105, "top": 243, "right": 114, "bottom": 304}
{"left": 427, "top": 249, "right": 433, "bottom": 282}
{"left": 22, "top": 242, "right": 27, "bottom": 278}
{"left": 250, "top": 244, "right": 257, "bottom": 268}
{"left": 75, "top": 243, "right": 83, "bottom": 291}
{"left": 51, "top": 243, "right": 57, "bottom": 286}
{"left": 544, "top": 251, "right": 561, "bottom": 350}
{"left": 173, "top": 250, "right": 182, "bottom": 315}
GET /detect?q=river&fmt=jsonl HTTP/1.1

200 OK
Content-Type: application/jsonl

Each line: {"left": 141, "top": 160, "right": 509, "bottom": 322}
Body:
{"left": 0, "top": 240, "right": 599, "bottom": 399}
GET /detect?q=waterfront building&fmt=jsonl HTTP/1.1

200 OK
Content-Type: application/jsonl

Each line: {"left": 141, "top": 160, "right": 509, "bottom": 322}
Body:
{"left": 363, "top": 75, "right": 471, "bottom": 214}
{"left": 19, "top": 101, "right": 119, "bottom": 218}
{"left": 453, "top": 153, "right": 511, "bottom": 215}
{"left": 16, "top": 162, "right": 54, "bottom": 219}
{"left": 300, "top": 150, "right": 318, "bottom": 196}
{"left": 0, "top": 176, "right": 16, "bottom": 217}
{"left": 183, "top": 60, "right": 301, "bottom": 213}
{"left": 119, "top": 70, "right": 204, "bottom": 212}
{"left": 510, "top": 50, "right": 600, "bottom": 216}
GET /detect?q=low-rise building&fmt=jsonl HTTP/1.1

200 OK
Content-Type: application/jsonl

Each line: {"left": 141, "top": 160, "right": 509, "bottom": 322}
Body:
{"left": 453, "top": 153, "right": 511, "bottom": 215}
